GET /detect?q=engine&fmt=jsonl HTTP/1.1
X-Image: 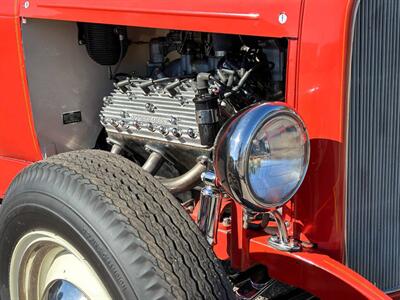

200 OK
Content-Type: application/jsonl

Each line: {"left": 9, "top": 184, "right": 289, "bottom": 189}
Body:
{"left": 99, "top": 31, "right": 286, "bottom": 161}
{"left": 101, "top": 77, "right": 201, "bottom": 148}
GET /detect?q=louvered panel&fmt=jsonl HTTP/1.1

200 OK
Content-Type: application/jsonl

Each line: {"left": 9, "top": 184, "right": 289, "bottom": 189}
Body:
{"left": 347, "top": 0, "right": 400, "bottom": 292}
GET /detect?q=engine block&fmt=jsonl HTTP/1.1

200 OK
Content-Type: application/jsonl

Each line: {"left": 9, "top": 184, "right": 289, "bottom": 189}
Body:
{"left": 100, "top": 77, "right": 205, "bottom": 148}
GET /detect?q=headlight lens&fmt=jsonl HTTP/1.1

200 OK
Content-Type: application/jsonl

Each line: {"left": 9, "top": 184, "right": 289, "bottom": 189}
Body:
{"left": 247, "top": 115, "right": 308, "bottom": 206}
{"left": 213, "top": 102, "right": 309, "bottom": 211}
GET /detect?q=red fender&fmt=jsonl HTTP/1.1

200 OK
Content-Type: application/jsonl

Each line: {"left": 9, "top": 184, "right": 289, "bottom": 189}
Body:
{"left": 0, "top": 156, "right": 31, "bottom": 198}
{"left": 249, "top": 235, "right": 389, "bottom": 300}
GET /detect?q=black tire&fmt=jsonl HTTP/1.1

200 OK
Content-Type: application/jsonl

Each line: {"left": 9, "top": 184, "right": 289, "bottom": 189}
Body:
{"left": 0, "top": 150, "right": 233, "bottom": 300}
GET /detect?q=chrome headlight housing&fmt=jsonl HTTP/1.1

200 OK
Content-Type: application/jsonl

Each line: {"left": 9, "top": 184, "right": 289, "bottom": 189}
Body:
{"left": 214, "top": 102, "right": 310, "bottom": 211}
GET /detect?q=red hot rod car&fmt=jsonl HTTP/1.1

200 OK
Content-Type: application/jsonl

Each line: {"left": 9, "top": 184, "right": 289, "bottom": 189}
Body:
{"left": 0, "top": 0, "right": 397, "bottom": 299}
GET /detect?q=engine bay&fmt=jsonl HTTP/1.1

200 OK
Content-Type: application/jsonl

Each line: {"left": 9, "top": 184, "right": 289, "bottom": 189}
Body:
{"left": 92, "top": 25, "right": 288, "bottom": 170}
{"left": 22, "top": 20, "right": 288, "bottom": 195}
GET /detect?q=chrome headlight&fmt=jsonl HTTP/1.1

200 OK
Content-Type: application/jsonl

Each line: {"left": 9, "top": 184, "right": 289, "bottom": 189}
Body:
{"left": 214, "top": 102, "right": 310, "bottom": 211}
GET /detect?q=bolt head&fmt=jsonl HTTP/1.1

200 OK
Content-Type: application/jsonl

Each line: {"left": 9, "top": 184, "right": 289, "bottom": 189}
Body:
{"left": 158, "top": 126, "right": 169, "bottom": 136}
{"left": 145, "top": 103, "right": 156, "bottom": 113}
{"left": 132, "top": 120, "right": 141, "bottom": 129}
{"left": 222, "top": 217, "right": 232, "bottom": 227}
{"left": 270, "top": 235, "right": 280, "bottom": 243}
{"left": 278, "top": 12, "right": 288, "bottom": 24}
{"left": 169, "top": 116, "right": 177, "bottom": 125}
{"left": 116, "top": 120, "right": 125, "bottom": 131}
{"left": 187, "top": 128, "right": 197, "bottom": 139}
{"left": 147, "top": 123, "right": 155, "bottom": 132}
{"left": 171, "top": 128, "right": 181, "bottom": 138}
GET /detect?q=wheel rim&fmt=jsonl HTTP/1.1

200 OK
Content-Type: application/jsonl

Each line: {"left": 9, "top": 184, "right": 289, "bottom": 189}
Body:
{"left": 9, "top": 230, "right": 112, "bottom": 300}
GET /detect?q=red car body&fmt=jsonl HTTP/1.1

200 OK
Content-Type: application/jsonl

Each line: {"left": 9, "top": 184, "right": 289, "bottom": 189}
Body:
{"left": 0, "top": 0, "right": 393, "bottom": 298}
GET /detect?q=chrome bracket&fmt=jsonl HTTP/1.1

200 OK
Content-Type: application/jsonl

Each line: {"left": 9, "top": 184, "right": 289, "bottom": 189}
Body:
{"left": 198, "top": 171, "right": 222, "bottom": 245}
{"left": 267, "top": 210, "right": 301, "bottom": 252}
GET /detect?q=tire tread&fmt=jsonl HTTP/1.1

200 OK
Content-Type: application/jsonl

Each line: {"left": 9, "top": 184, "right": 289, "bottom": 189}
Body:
{"left": 6, "top": 150, "right": 232, "bottom": 299}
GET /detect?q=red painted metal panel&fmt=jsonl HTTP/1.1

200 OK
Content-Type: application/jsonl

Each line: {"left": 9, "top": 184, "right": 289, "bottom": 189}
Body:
{"left": 293, "top": 0, "right": 355, "bottom": 261}
{"left": 0, "top": 156, "right": 30, "bottom": 198}
{"left": 0, "top": 0, "right": 19, "bottom": 16}
{"left": 389, "top": 290, "right": 400, "bottom": 300}
{"left": 19, "top": 0, "right": 302, "bottom": 38}
{"left": 285, "top": 39, "right": 299, "bottom": 107}
{"left": 0, "top": 16, "right": 42, "bottom": 195}
{"left": 213, "top": 215, "right": 388, "bottom": 299}
{"left": 249, "top": 235, "right": 390, "bottom": 300}
{"left": 0, "top": 16, "right": 42, "bottom": 161}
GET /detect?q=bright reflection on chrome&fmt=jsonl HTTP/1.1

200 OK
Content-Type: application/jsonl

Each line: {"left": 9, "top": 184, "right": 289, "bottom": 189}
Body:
{"left": 214, "top": 102, "right": 310, "bottom": 211}
{"left": 46, "top": 280, "right": 88, "bottom": 300}
{"left": 248, "top": 115, "right": 307, "bottom": 206}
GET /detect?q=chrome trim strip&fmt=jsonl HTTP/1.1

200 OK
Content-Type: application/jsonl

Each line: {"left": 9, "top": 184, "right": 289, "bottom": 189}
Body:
{"left": 344, "top": 0, "right": 361, "bottom": 266}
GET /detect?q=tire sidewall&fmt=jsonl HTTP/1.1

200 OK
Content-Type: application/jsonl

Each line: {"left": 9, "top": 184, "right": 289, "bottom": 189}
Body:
{"left": 0, "top": 179, "right": 137, "bottom": 300}
{"left": 0, "top": 152, "right": 233, "bottom": 300}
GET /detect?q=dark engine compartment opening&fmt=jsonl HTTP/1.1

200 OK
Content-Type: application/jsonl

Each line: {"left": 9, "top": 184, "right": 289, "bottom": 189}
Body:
{"left": 22, "top": 20, "right": 288, "bottom": 171}
{"left": 78, "top": 22, "right": 287, "bottom": 101}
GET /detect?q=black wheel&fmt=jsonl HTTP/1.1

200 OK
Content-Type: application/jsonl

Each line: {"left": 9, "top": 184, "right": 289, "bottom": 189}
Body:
{"left": 0, "top": 150, "right": 233, "bottom": 300}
